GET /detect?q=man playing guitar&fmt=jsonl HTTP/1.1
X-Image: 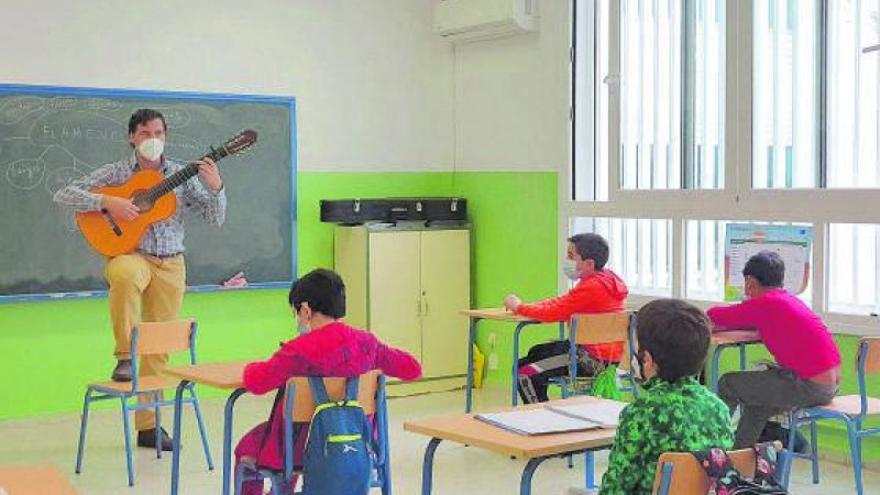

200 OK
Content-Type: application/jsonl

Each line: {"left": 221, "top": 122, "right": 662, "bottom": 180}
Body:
{"left": 54, "top": 109, "right": 226, "bottom": 450}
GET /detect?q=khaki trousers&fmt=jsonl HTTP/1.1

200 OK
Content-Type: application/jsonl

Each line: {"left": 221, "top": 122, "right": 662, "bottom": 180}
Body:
{"left": 105, "top": 253, "right": 186, "bottom": 431}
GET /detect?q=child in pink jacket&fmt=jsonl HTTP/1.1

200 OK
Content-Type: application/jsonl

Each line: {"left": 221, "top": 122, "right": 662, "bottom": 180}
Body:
{"left": 235, "top": 269, "right": 422, "bottom": 491}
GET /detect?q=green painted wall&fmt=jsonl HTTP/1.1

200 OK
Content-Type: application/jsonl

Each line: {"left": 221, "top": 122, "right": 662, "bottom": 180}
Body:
{"left": 0, "top": 170, "right": 558, "bottom": 420}
{"left": 2, "top": 169, "right": 874, "bottom": 465}
{"left": 453, "top": 173, "right": 563, "bottom": 384}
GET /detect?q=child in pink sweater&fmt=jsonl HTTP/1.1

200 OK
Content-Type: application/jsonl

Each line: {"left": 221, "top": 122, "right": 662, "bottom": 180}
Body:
{"left": 235, "top": 269, "right": 422, "bottom": 491}
{"left": 707, "top": 251, "right": 840, "bottom": 448}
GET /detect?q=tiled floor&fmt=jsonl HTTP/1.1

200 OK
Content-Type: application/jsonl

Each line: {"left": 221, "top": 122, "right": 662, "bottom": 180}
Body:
{"left": 0, "top": 386, "right": 876, "bottom": 494}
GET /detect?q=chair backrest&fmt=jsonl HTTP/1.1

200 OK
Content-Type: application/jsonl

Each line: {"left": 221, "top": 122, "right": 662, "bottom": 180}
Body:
{"left": 285, "top": 370, "right": 381, "bottom": 422}
{"left": 859, "top": 336, "right": 880, "bottom": 375}
{"left": 652, "top": 442, "right": 783, "bottom": 495}
{"left": 131, "top": 319, "right": 195, "bottom": 356}
{"left": 570, "top": 311, "right": 633, "bottom": 370}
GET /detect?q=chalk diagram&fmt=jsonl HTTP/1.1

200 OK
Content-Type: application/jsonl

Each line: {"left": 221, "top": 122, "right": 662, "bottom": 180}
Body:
{"left": 0, "top": 95, "right": 205, "bottom": 235}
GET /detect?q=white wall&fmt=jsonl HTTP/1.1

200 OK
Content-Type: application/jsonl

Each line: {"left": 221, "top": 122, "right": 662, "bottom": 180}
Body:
{"left": 0, "top": 0, "right": 455, "bottom": 172}
{"left": 453, "top": 0, "right": 570, "bottom": 172}
{"left": 0, "top": 0, "right": 570, "bottom": 174}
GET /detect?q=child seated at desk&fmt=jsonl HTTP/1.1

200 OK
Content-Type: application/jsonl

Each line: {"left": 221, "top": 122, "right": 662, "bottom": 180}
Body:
{"left": 503, "top": 233, "right": 628, "bottom": 403}
{"left": 707, "top": 250, "right": 840, "bottom": 449}
{"left": 235, "top": 269, "right": 422, "bottom": 493}
{"left": 600, "top": 299, "right": 733, "bottom": 495}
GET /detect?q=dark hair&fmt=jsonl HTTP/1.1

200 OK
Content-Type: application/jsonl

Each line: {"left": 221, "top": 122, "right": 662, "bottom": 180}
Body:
{"left": 567, "top": 233, "right": 610, "bottom": 270}
{"left": 288, "top": 269, "right": 346, "bottom": 318}
{"left": 128, "top": 109, "right": 167, "bottom": 134}
{"left": 743, "top": 250, "right": 785, "bottom": 288}
{"left": 635, "top": 299, "right": 710, "bottom": 382}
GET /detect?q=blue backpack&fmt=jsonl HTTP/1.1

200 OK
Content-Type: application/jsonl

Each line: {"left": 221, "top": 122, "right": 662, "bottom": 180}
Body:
{"left": 301, "top": 376, "right": 372, "bottom": 495}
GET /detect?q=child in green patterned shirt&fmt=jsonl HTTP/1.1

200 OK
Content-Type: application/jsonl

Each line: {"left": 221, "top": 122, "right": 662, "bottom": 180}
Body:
{"left": 599, "top": 299, "right": 734, "bottom": 495}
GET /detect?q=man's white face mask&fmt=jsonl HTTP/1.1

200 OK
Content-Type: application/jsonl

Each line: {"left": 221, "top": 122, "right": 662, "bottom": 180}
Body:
{"left": 137, "top": 137, "right": 164, "bottom": 162}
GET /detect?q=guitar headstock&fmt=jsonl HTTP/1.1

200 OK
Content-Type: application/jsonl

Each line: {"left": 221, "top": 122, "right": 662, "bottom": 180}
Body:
{"left": 222, "top": 129, "right": 258, "bottom": 156}
{"left": 206, "top": 129, "right": 258, "bottom": 161}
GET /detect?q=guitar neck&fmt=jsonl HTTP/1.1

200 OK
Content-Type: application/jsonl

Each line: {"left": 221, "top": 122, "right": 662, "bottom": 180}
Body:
{"left": 144, "top": 148, "right": 226, "bottom": 202}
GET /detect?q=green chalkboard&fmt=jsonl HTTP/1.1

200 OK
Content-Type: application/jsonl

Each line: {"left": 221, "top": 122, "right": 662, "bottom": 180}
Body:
{"left": 0, "top": 85, "right": 296, "bottom": 299}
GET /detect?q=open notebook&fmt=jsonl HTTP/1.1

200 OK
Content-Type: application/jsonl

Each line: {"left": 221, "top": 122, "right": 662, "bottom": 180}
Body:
{"left": 545, "top": 401, "right": 627, "bottom": 428}
{"left": 475, "top": 400, "right": 627, "bottom": 436}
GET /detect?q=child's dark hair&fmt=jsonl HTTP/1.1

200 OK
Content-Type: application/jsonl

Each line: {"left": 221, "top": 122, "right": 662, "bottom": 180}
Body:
{"left": 743, "top": 250, "right": 785, "bottom": 288}
{"left": 635, "top": 299, "right": 710, "bottom": 382}
{"left": 567, "top": 233, "right": 610, "bottom": 270}
{"left": 288, "top": 269, "right": 346, "bottom": 318}
{"left": 128, "top": 108, "right": 167, "bottom": 134}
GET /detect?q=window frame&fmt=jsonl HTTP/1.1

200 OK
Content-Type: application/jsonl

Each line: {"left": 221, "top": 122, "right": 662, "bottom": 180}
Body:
{"left": 567, "top": 0, "right": 880, "bottom": 336}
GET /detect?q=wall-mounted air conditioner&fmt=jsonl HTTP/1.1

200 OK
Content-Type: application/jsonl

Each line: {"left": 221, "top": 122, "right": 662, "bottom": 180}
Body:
{"left": 434, "top": 0, "right": 538, "bottom": 43}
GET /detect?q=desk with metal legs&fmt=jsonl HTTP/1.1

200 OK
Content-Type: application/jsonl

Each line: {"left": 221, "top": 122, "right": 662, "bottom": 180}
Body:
{"left": 710, "top": 330, "right": 763, "bottom": 392}
{"left": 461, "top": 309, "right": 565, "bottom": 412}
{"left": 405, "top": 396, "right": 620, "bottom": 495}
{"left": 166, "top": 362, "right": 248, "bottom": 495}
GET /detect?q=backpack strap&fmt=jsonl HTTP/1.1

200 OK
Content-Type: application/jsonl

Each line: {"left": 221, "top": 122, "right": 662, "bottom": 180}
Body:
{"left": 752, "top": 441, "right": 782, "bottom": 486}
{"left": 307, "top": 376, "right": 331, "bottom": 405}
{"left": 344, "top": 376, "right": 360, "bottom": 402}
{"left": 691, "top": 447, "right": 738, "bottom": 492}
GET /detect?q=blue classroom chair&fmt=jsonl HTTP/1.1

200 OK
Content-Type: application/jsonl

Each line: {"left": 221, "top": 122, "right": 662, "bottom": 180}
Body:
{"left": 74, "top": 319, "right": 214, "bottom": 486}
{"left": 235, "top": 371, "right": 392, "bottom": 495}
{"left": 787, "top": 336, "right": 880, "bottom": 495}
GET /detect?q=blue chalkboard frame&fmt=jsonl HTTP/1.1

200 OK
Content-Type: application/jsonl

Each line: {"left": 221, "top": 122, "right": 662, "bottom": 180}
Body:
{"left": 0, "top": 83, "right": 297, "bottom": 303}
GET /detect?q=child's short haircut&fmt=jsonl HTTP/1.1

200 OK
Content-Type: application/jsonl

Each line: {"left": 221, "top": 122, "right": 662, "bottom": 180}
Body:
{"left": 742, "top": 250, "right": 785, "bottom": 288}
{"left": 288, "top": 268, "right": 346, "bottom": 318}
{"left": 636, "top": 299, "right": 710, "bottom": 382}
{"left": 567, "top": 233, "right": 610, "bottom": 270}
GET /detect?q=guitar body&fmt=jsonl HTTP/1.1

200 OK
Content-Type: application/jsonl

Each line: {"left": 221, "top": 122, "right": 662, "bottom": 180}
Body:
{"left": 75, "top": 169, "right": 177, "bottom": 257}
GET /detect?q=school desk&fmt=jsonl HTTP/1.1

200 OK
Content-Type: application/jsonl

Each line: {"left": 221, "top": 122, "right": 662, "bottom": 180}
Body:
{"left": 166, "top": 362, "right": 248, "bottom": 495}
{"left": 460, "top": 308, "right": 565, "bottom": 412}
{"left": 405, "top": 396, "right": 622, "bottom": 495}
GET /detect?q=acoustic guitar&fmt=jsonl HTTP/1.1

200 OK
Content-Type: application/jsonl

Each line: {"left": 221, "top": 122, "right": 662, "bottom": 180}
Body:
{"left": 76, "top": 129, "right": 258, "bottom": 257}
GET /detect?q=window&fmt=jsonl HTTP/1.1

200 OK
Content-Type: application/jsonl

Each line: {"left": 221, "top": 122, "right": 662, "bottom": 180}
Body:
{"left": 828, "top": 224, "right": 880, "bottom": 315}
{"left": 573, "top": 0, "right": 611, "bottom": 201}
{"left": 571, "top": 217, "right": 672, "bottom": 296}
{"left": 827, "top": 0, "right": 880, "bottom": 188}
{"left": 685, "top": 220, "right": 727, "bottom": 301}
{"left": 752, "top": 0, "right": 821, "bottom": 189}
{"left": 619, "top": 0, "right": 684, "bottom": 190}
{"left": 689, "top": 0, "right": 726, "bottom": 189}
{"left": 573, "top": 0, "right": 724, "bottom": 196}
{"left": 569, "top": 1, "right": 880, "bottom": 334}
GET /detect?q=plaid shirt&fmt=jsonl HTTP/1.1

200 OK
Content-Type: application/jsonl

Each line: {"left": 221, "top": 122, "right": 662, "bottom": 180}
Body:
{"left": 53, "top": 152, "right": 226, "bottom": 256}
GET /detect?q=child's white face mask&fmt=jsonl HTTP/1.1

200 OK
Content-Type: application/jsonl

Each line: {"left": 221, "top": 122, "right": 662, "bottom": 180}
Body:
{"left": 562, "top": 259, "right": 581, "bottom": 280}
{"left": 295, "top": 306, "right": 311, "bottom": 335}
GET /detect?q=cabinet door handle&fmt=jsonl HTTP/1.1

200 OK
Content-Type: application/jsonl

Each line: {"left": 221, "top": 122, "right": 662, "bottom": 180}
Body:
{"left": 416, "top": 296, "right": 423, "bottom": 317}
{"left": 422, "top": 297, "right": 429, "bottom": 316}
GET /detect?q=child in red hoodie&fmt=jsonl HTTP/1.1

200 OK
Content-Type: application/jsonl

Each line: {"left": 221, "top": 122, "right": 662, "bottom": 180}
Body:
{"left": 504, "top": 233, "right": 629, "bottom": 403}
{"left": 235, "top": 269, "right": 422, "bottom": 492}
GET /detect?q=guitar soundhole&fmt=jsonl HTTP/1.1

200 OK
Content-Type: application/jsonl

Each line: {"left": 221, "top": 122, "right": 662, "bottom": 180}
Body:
{"left": 131, "top": 191, "right": 154, "bottom": 213}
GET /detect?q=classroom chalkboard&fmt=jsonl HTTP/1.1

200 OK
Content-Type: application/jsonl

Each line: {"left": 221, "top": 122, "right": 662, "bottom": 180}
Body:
{"left": 0, "top": 85, "right": 296, "bottom": 299}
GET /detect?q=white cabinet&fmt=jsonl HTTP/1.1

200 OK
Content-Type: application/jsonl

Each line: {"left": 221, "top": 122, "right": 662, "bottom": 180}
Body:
{"left": 334, "top": 225, "right": 470, "bottom": 380}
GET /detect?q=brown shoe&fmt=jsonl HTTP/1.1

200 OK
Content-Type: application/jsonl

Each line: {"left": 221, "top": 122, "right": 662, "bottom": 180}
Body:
{"left": 111, "top": 359, "right": 132, "bottom": 382}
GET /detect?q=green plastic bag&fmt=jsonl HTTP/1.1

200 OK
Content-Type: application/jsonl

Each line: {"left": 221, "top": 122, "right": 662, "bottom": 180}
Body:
{"left": 591, "top": 364, "right": 622, "bottom": 400}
